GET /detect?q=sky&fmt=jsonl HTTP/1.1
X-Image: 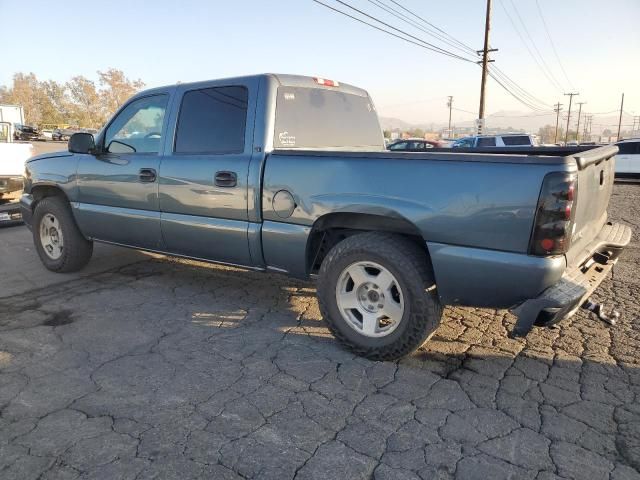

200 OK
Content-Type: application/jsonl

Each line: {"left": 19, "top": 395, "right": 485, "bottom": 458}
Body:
{"left": 1, "top": 0, "right": 639, "bottom": 127}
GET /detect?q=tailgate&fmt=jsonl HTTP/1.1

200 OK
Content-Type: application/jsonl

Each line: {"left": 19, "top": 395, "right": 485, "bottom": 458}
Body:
{"left": 566, "top": 145, "right": 617, "bottom": 266}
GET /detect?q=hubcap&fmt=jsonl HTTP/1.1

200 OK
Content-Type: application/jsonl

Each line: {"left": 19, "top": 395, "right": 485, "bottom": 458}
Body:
{"left": 39, "top": 213, "right": 64, "bottom": 260}
{"left": 335, "top": 261, "right": 405, "bottom": 338}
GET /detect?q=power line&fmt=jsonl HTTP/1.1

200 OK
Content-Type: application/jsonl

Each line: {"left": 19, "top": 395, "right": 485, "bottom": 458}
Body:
{"left": 508, "top": 0, "right": 565, "bottom": 92}
{"left": 327, "top": 0, "right": 477, "bottom": 62}
{"left": 313, "top": 0, "right": 552, "bottom": 116}
{"left": 387, "top": 0, "right": 477, "bottom": 54}
{"left": 534, "top": 0, "right": 576, "bottom": 91}
{"left": 367, "top": 0, "right": 477, "bottom": 57}
{"left": 311, "top": 0, "right": 476, "bottom": 61}
{"left": 370, "top": 1, "right": 552, "bottom": 111}
{"left": 498, "top": 0, "right": 564, "bottom": 93}
{"left": 489, "top": 66, "right": 551, "bottom": 109}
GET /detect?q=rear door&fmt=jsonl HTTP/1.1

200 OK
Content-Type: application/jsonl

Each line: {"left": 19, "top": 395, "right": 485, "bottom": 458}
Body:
{"left": 158, "top": 80, "right": 258, "bottom": 266}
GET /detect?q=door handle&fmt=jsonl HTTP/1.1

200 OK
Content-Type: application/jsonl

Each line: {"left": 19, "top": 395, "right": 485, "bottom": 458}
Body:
{"left": 139, "top": 168, "right": 157, "bottom": 183}
{"left": 215, "top": 171, "right": 237, "bottom": 187}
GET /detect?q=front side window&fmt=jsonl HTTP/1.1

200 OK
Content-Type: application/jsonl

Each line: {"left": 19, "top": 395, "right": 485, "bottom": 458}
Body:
{"left": 408, "top": 141, "right": 425, "bottom": 150}
{"left": 104, "top": 95, "right": 168, "bottom": 154}
{"left": 174, "top": 86, "right": 248, "bottom": 154}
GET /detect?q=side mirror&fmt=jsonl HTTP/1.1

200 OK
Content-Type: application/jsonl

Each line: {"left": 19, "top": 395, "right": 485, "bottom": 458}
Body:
{"left": 68, "top": 132, "right": 95, "bottom": 154}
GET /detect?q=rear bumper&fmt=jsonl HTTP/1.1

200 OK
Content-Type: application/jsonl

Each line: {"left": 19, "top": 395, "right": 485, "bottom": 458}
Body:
{"left": 510, "top": 222, "right": 632, "bottom": 337}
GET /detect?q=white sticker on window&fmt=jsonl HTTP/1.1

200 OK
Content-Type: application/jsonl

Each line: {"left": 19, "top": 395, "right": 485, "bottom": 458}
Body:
{"left": 284, "top": 93, "right": 295, "bottom": 101}
{"left": 278, "top": 131, "right": 296, "bottom": 147}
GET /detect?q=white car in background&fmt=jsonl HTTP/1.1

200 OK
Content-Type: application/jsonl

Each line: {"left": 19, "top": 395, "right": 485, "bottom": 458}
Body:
{"left": 40, "top": 129, "right": 53, "bottom": 140}
{"left": 451, "top": 133, "right": 537, "bottom": 148}
{"left": 615, "top": 139, "right": 640, "bottom": 176}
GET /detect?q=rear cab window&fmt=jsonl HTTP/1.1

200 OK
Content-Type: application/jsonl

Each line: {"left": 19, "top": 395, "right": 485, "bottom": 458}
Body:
{"left": 502, "top": 135, "right": 532, "bottom": 146}
{"left": 274, "top": 87, "right": 384, "bottom": 150}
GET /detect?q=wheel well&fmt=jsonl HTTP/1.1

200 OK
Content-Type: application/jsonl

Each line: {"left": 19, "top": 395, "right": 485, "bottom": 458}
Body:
{"left": 306, "top": 213, "right": 427, "bottom": 274}
{"left": 31, "top": 185, "right": 68, "bottom": 209}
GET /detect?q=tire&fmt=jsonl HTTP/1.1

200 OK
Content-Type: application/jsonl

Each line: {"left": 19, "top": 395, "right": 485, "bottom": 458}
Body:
{"left": 317, "top": 232, "right": 443, "bottom": 361}
{"left": 32, "top": 196, "right": 93, "bottom": 272}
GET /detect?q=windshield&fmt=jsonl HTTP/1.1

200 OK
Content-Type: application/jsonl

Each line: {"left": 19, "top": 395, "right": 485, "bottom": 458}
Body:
{"left": 274, "top": 87, "right": 384, "bottom": 150}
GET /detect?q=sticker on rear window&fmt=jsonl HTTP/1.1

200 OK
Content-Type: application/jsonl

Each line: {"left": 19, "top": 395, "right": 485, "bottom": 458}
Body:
{"left": 278, "top": 131, "right": 296, "bottom": 147}
{"left": 283, "top": 92, "right": 296, "bottom": 101}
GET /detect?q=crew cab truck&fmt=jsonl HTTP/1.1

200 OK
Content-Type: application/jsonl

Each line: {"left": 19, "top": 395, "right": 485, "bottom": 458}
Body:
{"left": 20, "top": 74, "right": 631, "bottom": 360}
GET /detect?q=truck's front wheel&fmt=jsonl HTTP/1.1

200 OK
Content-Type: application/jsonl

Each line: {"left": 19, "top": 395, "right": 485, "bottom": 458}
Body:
{"left": 33, "top": 196, "right": 93, "bottom": 272}
{"left": 317, "top": 232, "right": 442, "bottom": 361}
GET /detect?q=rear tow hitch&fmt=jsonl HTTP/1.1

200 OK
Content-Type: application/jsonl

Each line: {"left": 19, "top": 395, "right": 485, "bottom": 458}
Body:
{"left": 581, "top": 298, "right": 620, "bottom": 326}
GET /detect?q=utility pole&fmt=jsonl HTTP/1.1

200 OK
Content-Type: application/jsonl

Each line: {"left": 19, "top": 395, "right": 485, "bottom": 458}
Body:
{"left": 617, "top": 93, "right": 624, "bottom": 140}
{"left": 447, "top": 96, "right": 453, "bottom": 138}
{"left": 564, "top": 92, "right": 579, "bottom": 144}
{"left": 583, "top": 115, "right": 592, "bottom": 141}
{"left": 477, "top": 0, "right": 497, "bottom": 134}
{"left": 632, "top": 115, "right": 639, "bottom": 136}
{"left": 575, "top": 102, "right": 586, "bottom": 143}
{"left": 553, "top": 102, "right": 563, "bottom": 144}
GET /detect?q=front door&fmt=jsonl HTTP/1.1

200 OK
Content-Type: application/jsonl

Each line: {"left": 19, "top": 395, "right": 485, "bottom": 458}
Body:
{"left": 76, "top": 93, "right": 171, "bottom": 249}
{"left": 158, "top": 82, "right": 255, "bottom": 266}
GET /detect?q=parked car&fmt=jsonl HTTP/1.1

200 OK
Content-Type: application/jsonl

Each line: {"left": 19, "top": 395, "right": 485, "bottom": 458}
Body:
{"left": 52, "top": 128, "right": 76, "bottom": 141}
{"left": 14, "top": 125, "right": 40, "bottom": 141}
{"left": 387, "top": 139, "right": 444, "bottom": 151}
{"left": 40, "top": 129, "right": 53, "bottom": 141}
{"left": 451, "top": 134, "right": 536, "bottom": 148}
{"left": 20, "top": 74, "right": 631, "bottom": 360}
{"left": 614, "top": 138, "right": 640, "bottom": 177}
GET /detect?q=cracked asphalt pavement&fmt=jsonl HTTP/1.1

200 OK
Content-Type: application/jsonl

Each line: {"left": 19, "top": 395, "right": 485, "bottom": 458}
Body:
{"left": 0, "top": 183, "right": 639, "bottom": 480}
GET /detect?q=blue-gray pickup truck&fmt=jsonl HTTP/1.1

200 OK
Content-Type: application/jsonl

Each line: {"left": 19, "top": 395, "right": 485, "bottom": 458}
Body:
{"left": 20, "top": 74, "right": 631, "bottom": 360}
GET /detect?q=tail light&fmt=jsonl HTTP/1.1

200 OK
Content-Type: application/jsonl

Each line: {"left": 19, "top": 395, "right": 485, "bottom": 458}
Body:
{"left": 529, "top": 172, "right": 577, "bottom": 256}
{"left": 314, "top": 77, "right": 340, "bottom": 87}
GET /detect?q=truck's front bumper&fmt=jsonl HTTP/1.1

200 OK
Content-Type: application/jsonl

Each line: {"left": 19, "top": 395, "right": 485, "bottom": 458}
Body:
{"left": 19, "top": 193, "right": 34, "bottom": 229}
{"left": 510, "top": 222, "right": 632, "bottom": 337}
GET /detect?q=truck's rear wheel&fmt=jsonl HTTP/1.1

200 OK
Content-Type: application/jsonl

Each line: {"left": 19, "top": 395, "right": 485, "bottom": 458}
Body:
{"left": 317, "top": 232, "right": 442, "bottom": 361}
{"left": 33, "top": 196, "right": 93, "bottom": 272}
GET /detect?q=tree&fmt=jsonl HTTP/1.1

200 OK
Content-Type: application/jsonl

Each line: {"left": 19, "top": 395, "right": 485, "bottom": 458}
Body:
{"left": 537, "top": 124, "right": 564, "bottom": 144}
{"left": 98, "top": 68, "right": 144, "bottom": 114}
{"left": 0, "top": 73, "right": 43, "bottom": 125}
{"left": 406, "top": 128, "right": 425, "bottom": 138}
{"left": 66, "top": 76, "right": 104, "bottom": 128}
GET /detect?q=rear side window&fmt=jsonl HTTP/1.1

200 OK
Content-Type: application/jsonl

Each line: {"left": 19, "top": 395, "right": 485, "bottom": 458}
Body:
{"left": 477, "top": 137, "right": 496, "bottom": 147}
{"left": 274, "top": 87, "right": 383, "bottom": 149}
{"left": 175, "top": 86, "right": 248, "bottom": 154}
{"left": 617, "top": 141, "right": 640, "bottom": 155}
{"left": 502, "top": 135, "right": 531, "bottom": 146}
